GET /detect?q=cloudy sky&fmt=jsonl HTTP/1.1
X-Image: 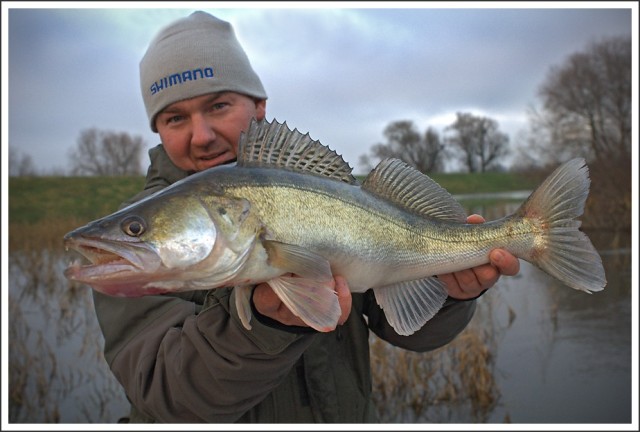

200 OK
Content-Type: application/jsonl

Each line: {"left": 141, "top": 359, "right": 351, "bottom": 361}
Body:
{"left": 3, "top": 2, "right": 634, "bottom": 175}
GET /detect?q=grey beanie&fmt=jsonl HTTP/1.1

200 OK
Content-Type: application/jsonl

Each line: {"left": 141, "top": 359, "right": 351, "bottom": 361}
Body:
{"left": 140, "top": 11, "right": 267, "bottom": 132}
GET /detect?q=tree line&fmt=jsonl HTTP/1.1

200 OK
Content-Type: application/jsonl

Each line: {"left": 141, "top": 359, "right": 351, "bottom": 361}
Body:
{"left": 360, "top": 36, "right": 630, "bottom": 178}
{"left": 359, "top": 112, "right": 510, "bottom": 174}
{"left": 359, "top": 36, "right": 630, "bottom": 229}
{"left": 9, "top": 129, "right": 146, "bottom": 177}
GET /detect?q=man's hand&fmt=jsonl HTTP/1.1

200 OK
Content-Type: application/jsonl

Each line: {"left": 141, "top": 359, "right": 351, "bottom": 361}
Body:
{"left": 437, "top": 214, "right": 520, "bottom": 300}
{"left": 253, "top": 275, "right": 352, "bottom": 328}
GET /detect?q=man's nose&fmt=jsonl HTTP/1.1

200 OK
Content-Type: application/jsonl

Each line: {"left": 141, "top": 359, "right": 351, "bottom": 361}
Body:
{"left": 191, "top": 114, "right": 216, "bottom": 146}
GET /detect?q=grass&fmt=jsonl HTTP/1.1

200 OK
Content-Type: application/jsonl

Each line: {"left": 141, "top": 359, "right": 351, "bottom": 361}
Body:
{"left": 423, "top": 171, "right": 538, "bottom": 195}
{"left": 9, "top": 176, "right": 145, "bottom": 252}
{"left": 9, "top": 176, "right": 145, "bottom": 225}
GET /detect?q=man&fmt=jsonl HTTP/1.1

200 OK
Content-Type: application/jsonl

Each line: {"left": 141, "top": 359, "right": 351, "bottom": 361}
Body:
{"left": 93, "top": 11, "right": 519, "bottom": 422}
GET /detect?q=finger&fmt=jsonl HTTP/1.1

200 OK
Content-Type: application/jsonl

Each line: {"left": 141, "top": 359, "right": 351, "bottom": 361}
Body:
{"left": 439, "top": 268, "right": 490, "bottom": 300}
{"left": 436, "top": 273, "right": 459, "bottom": 295}
{"left": 253, "top": 283, "right": 279, "bottom": 315}
{"left": 452, "top": 268, "right": 485, "bottom": 298}
{"left": 466, "top": 214, "right": 486, "bottom": 224}
{"left": 455, "top": 252, "right": 521, "bottom": 296}
{"left": 490, "top": 249, "right": 520, "bottom": 276}
{"left": 334, "top": 276, "right": 352, "bottom": 325}
{"left": 254, "top": 283, "right": 307, "bottom": 326}
{"left": 276, "top": 302, "right": 307, "bottom": 327}
{"left": 454, "top": 268, "right": 481, "bottom": 289}
{"left": 469, "top": 263, "right": 501, "bottom": 291}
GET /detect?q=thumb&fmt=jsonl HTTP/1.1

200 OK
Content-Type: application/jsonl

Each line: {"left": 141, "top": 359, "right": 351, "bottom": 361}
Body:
{"left": 334, "top": 276, "right": 352, "bottom": 325}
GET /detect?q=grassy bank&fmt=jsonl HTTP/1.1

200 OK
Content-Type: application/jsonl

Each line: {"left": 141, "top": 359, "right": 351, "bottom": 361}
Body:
{"left": 9, "top": 176, "right": 146, "bottom": 224}
{"left": 9, "top": 176, "right": 145, "bottom": 251}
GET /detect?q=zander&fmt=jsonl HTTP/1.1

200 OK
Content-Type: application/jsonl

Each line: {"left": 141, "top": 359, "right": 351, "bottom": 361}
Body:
{"left": 63, "top": 119, "right": 606, "bottom": 335}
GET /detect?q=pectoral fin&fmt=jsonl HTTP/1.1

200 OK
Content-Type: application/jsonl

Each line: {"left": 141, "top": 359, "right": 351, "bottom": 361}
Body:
{"left": 373, "top": 277, "right": 448, "bottom": 336}
{"left": 262, "top": 240, "right": 340, "bottom": 332}
{"left": 267, "top": 275, "right": 341, "bottom": 332}
{"left": 263, "top": 240, "right": 333, "bottom": 281}
{"left": 234, "top": 285, "right": 254, "bottom": 330}
{"left": 234, "top": 277, "right": 340, "bottom": 333}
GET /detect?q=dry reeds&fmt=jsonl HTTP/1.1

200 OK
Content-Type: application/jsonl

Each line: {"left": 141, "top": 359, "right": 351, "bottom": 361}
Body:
{"left": 8, "top": 233, "right": 129, "bottom": 423}
{"left": 370, "top": 293, "right": 511, "bottom": 423}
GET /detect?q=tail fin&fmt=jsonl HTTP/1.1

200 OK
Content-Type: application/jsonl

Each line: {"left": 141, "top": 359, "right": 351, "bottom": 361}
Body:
{"left": 518, "top": 158, "right": 606, "bottom": 293}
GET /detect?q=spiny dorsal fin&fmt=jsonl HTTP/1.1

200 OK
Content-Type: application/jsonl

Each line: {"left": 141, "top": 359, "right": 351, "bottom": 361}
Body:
{"left": 362, "top": 158, "right": 467, "bottom": 222}
{"left": 238, "top": 118, "right": 357, "bottom": 185}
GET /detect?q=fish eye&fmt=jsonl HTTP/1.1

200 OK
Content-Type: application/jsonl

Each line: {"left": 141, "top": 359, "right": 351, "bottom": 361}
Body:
{"left": 121, "top": 216, "right": 146, "bottom": 237}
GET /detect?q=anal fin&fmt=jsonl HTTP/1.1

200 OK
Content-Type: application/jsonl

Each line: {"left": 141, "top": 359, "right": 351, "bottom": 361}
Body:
{"left": 373, "top": 277, "right": 448, "bottom": 336}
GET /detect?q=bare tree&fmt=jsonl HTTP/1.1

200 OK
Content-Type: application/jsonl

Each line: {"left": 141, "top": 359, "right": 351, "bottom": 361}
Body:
{"left": 9, "top": 146, "right": 37, "bottom": 176}
{"left": 445, "top": 112, "right": 509, "bottom": 173}
{"left": 422, "top": 127, "right": 445, "bottom": 173}
{"left": 69, "top": 128, "right": 145, "bottom": 176}
{"left": 536, "top": 36, "right": 631, "bottom": 163}
{"left": 360, "top": 120, "right": 445, "bottom": 174}
{"left": 529, "top": 35, "right": 631, "bottom": 229}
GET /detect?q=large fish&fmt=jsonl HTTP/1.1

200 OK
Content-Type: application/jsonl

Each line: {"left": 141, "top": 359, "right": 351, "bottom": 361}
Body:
{"left": 63, "top": 119, "right": 606, "bottom": 335}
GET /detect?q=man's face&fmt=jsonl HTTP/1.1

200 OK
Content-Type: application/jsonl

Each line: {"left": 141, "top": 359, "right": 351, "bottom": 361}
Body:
{"left": 155, "top": 92, "right": 266, "bottom": 172}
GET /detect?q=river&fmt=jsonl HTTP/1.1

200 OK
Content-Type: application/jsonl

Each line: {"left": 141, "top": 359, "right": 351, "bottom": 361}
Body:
{"left": 486, "top": 231, "right": 632, "bottom": 423}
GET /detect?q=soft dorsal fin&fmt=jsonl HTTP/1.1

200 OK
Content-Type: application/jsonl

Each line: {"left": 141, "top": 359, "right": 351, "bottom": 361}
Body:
{"left": 238, "top": 118, "right": 358, "bottom": 185}
{"left": 362, "top": 158, "right": 467, "bottom": 222}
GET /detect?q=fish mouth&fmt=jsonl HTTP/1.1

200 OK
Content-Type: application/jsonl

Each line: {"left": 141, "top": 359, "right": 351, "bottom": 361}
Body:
{"left": 63, "top": 237, "right": 161, "bottom": 283}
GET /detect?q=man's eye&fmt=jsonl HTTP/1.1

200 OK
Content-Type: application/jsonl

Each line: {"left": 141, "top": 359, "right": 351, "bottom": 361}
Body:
{"left": 210, "top": 102, "right": 228, "bottom": 111}
{"left": 166, "top": 115, "right": 184, "bottom": 124}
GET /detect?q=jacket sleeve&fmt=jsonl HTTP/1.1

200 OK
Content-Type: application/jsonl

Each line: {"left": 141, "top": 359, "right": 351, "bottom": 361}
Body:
{"left": 94, "top": 289, "right": 316, "bottom": 422}
{"left": 92, "top": 145, "right": 316, "bottom": 422}
{"left": 363, "top": 290, "right": 476, "bottom": 352}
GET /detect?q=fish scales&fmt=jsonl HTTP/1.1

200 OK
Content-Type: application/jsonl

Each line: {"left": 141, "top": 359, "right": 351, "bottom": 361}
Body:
{"left": 217, "top": 167, "right": 536, "bottom": 286}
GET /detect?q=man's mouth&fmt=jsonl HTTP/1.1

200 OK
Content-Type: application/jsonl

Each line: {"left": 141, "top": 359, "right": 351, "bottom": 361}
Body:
{"left": 197, "top": 151, "right": 236, "bottom": 169}
{"left": 200, "top": 153, "right": 221, "bottom": 160}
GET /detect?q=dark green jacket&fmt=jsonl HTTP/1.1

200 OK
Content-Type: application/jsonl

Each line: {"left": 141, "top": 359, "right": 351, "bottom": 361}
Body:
{"left": 92, "top": 144, "right": 476, "bottom": 423}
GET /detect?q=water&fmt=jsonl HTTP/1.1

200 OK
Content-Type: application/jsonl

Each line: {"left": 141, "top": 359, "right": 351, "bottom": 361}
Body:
{"left": 487, "top": 253, "right": 631, "bottom": 423}
{"left": 6, "top": 200, "right": 634, "bottom": 425}
{"left": 461, "top": 201, "right": 633, "bottom": 424}
{"left": 8, "top": 251, "right": 130, "bottom": 423}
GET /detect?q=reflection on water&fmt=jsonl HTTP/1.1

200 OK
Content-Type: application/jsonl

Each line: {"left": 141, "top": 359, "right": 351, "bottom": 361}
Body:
{"left": 459, "top": 199, "right": 632, "bottom": 424}
{"left": 8, "top": 251, "right": 130, "bottom": 423}
{"left": 486, "top": 250, "right": 631, "bottom": 423}
{"left": 7, "top": 198, "right": 633, "bottom": 424}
